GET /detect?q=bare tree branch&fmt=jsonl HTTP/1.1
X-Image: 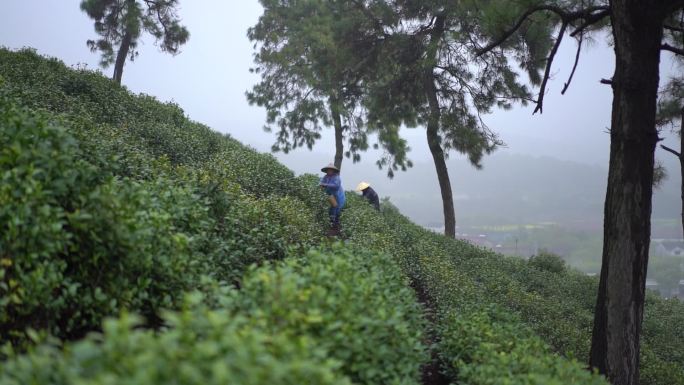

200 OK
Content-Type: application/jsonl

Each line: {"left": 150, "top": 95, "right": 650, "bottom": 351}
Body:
{"left": 664, "top": 23, "right": 684, "bottom": 33}
{"left": 562, "top": 31, "right": 583, "bottom": 94}
{"left": 662, "top": 42, "right": 684, "bottom": 56}
{"left": 534, "top": 22, "right": 567, "bottom": 114}
{"left": 600, "top": 78, "right": 613, "bottom": 85}
{"left": 569, "top": 9, "right": 610, "bottom": 37}
{"left": 661, "top": 144, "right": 682, "bottom": 157}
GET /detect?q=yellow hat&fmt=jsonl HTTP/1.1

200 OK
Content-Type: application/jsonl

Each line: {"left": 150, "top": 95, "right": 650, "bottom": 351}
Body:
{"left": 356, "top": 181, "right": 370, "bottom": 192}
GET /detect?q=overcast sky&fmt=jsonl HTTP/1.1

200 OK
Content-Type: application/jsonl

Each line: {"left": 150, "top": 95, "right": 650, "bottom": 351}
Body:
{"left": 1, "top": 1, "right": 681, "bottom": 226}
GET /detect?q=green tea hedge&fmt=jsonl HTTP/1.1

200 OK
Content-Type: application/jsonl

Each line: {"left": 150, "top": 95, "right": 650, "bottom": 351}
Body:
{"left": 0, "top": 246, "right": 427, "bottom": 385}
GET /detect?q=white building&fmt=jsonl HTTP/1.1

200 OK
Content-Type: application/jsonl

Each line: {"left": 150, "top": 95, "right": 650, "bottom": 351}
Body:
{"left": 653, "top": 239, "right": 684, "bottom": 257}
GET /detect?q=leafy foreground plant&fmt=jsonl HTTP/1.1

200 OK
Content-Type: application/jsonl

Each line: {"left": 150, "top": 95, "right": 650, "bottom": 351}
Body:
{"left": 0, "top": 311, "right": 349, "bottom": 385}
{"left": 0, "top": 96, "right": 211, "bottom": 346}
{"left": 0, "top": 246, "right": 427, "bottom": 385}
{"left": 0, "top": 89, "right": 323, "bottom": 347}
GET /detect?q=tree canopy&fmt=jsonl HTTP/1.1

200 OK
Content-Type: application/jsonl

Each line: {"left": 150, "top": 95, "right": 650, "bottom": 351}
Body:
{"left": 351, "top": 0, "right": 553, "bottom": 236}
{"left": 250, "top": 0, "right": 554, "bottom": 237}
{"left": 248, "top": 0, "right": 412, "bottom": 173}
{"left": 80, "top": 0, "right": 190, "bottom": 84}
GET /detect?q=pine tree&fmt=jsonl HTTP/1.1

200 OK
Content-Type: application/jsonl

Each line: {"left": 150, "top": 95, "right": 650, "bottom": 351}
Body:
{"left": 476, "top": 1, "right": 684, "bottom": 383}
{"left": 658, "top": 9, "right": 684, "bottom": 239}
{"left": 352, "top": 0, "right": 549, "bottom": 237}
{"left": 248, "top": 0, "right": 411, "bottom": 173}
{"left": 80, "top": 0, "right": 189, "bottom": 84}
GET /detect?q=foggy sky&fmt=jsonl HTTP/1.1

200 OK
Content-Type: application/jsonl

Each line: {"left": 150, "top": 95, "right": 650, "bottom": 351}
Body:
{"left": 1, "top": 1, "right": 681, "bottom": 227}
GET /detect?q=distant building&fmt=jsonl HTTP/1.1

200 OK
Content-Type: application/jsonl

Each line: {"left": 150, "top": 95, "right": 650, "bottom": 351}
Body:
{"left": 652, "top": 239, "right": 684, "bottom": 256}
{"left": 646, "top": 279, "right": 660, "bottom": 295}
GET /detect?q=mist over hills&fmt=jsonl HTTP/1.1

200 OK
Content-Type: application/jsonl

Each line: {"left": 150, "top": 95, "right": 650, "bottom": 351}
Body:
{"left": 277, "top": 150, "right": 681, "bottom": 228}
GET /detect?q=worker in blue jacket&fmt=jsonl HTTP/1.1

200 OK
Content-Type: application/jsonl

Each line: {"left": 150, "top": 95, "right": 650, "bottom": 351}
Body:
{"left": 319, "top": 163, "right": 345, "bottom": 235}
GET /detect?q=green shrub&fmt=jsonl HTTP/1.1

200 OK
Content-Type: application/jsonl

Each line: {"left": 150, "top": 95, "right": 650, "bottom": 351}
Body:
{"left": 0, "top": 100, "right": 207, "bottom": 345}
{"left": 528, "top": 250, "right": 567, "bottom": 274}
{"left": 379, "top": 204, "right": 684, "bottom": 384}
{"left": 438, "top": 308, "right": 607, "bottom": 385}
{"left": 0, "top": 245, "right": 428, "bottom": 385}
{"left": 234, "top": 246, "right": 428, "bottom": 385}
{"left": 203, "top": 146, "right": 299, "bottom": 198}
{"left": 341, "top": 194, "right": 397, "bottom": 252}
{"left": 0, "top": 308, "right": 351, "bottom": 385}
{"left": 639, "top": 347, "right": 684, "bottom": 385}
{"left": 192, "top": 179, "right": 323, "bottom": 285}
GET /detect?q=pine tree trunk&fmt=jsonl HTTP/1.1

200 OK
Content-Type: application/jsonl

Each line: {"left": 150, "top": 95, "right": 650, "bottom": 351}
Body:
{"left": 680, "top": 109, "right": 684, "bottom": 239}
{"left": 589, "top": 2, "right": 664, "bottom": 384}
{"left": 680, "top": 154, "right": 684, "bottom": 240}
{"left": 425, "top": 71, "right": 456, "bottom": 238}
{"left": 331, "top": 98, "right": 344, "bottom": 171}
{"left": 113, "top": 30, "right": 132, "bottom": 85}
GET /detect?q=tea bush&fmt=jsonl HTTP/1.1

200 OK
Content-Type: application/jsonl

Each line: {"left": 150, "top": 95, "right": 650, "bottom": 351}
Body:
{"left": 0, "top": 246, "right": 428, "bottom": 385}
{"left": 0, "top": 50, "right": 334, "bottom": 347}
{"left": 208, "top": 193, "right": 322, "bottom": 285}
{"left": 528, "top": 250, "right": 567, "bottom": 274}
{"left": 203, "top": 146, "right": 300, "bottom": 198}
{"left": 0, "top": 310, "right": 351, "bottom": 385}
{"left": 438, "top": 308, "right": 607, "bottom": 385}
{"left": 234, "top": 246, "right": 428, "bottom": 385}
{"left": 390, "top": 229, "right": 607, "bottom": 384}
{"left": 0, "top": 98, "right": 214, "bottom": 344}
{"left": 374, "top": 203, "right": 684, "bottom": 385}
{"left": 340, "top": 194, "right": 398, "bottom": 253}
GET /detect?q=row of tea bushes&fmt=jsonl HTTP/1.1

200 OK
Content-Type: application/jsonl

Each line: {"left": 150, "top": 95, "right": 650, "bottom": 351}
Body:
{"left": 333, "top": 198, "right": 606, "bottom": 384}
{"left": 0, "top": 95, "right": 322, "bottom": 346}
{"left": 0, "top": 246, "right": 427, "bottom": 385}
{"left": 373, "top": 203, "right": 684, "bottom": 385}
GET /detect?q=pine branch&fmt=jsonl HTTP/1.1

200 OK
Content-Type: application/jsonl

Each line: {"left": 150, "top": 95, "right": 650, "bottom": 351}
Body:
{"left": 662, "top": 43, "right": 684, "bottom": 56}
{"left": 664, "top": 23, "right": 684, "bottom": 33}
{"left": 534, "top": 22, "right": 567, "bottom": 114}
{"left": 569, "top": 9, "right": 610, "bottom": 37}
{"left": 476, "top": 5, "right": 609, "bottom": 57}
{"left": 562, "top": 31, "right": 583, "bottom": 95}
{"left": 661, "top": 144, "right": 682, "bottom": 157}
{"left": 349, "top": 0, "right": 389, "bottom": 38}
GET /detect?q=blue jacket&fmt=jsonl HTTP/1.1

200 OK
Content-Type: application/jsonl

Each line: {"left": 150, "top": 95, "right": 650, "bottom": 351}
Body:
{"left": 320, "top": 174, "right": 345, "bottom": 208}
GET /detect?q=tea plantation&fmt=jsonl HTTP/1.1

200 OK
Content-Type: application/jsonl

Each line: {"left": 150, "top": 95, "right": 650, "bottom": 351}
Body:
{"left": 1, "top": 48, "right": 683, "bottom": 384}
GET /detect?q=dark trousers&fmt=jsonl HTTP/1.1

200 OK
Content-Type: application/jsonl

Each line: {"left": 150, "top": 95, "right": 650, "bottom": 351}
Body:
{"left": 329, "top": 206, "right": 341, "bottom": 228}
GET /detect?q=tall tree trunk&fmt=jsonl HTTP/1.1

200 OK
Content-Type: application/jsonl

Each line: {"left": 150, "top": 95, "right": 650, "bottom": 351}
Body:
{"left": 423, "top": 14, "right": 455, "bottom": 238}
{"left": 113, "top": 30, "right": 132, "bottom": 85}
{"left": 425, "top": 71, "right": 456, "bottom": 238}
{"left": 680, "top": 109, "right": 684, "bottom": 239}
{"left": 589, "top": 2, "right": 664, "bottom": 384}
{"left": 330, "top": 97, "right": 344, "bottom": 171}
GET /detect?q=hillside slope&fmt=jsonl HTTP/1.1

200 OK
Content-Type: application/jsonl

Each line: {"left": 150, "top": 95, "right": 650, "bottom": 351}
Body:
{"left": 0, "top": 48, "right": 682, "bottom": 385}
